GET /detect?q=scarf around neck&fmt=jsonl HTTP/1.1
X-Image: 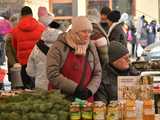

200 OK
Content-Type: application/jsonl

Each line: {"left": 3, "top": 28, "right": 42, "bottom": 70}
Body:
{"left": 65, "top": 30, "right": 89, "bottom": 55}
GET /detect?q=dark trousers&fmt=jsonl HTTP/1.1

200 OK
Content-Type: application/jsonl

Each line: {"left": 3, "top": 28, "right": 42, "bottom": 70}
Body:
{"left": 21, "top": 65, "right": 35, "bottom": 89}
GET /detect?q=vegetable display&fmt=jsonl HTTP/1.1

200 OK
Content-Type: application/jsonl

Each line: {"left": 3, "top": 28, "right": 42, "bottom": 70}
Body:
{"left": 0, "top": 90, "right": 70, "bottom": 120}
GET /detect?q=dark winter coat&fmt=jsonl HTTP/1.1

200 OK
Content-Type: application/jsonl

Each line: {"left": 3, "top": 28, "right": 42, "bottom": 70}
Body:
{"left": 94, "top": 64, "right": 139, "bottom": 103}
{"left": 108, "top": 22, "right": 127, "bottom": 47}
{"left": 100, "top": 22, "right": 110, "bottom": 34}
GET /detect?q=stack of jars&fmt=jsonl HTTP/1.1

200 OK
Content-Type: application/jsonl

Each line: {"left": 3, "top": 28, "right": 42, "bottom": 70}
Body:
{"left": 70, "top": 101, "right": 106, "bottom": 120}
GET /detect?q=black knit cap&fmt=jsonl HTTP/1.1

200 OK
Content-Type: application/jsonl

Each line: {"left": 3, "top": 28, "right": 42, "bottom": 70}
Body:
{"left": 109, "top": 41, "right": 129, "bottom": 63}
{"left": 107, "top": 10, "right": 121, "bottom": 22}
{"left": 21, "top": 6, "right": 33, "bottom": 16}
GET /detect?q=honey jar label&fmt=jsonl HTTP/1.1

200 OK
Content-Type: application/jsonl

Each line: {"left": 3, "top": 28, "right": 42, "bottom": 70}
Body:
{"left": 70, "top": 112, "right": 81, "bottom": 120}
{"left": 82, "top": 111, "right": 92, "bottom": 119}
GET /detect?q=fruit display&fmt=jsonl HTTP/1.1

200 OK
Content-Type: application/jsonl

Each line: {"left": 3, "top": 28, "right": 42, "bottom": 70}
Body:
{"left": 0, "top": 90, "right": 71, "bottom": 120}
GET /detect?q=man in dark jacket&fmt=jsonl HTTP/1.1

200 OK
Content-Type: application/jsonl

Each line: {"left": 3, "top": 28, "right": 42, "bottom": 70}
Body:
{"left": 107, "top": 10, "right": 127, "bottom": 47}
{"left": 94, "top": 41, "right": 139, "bottom": 104}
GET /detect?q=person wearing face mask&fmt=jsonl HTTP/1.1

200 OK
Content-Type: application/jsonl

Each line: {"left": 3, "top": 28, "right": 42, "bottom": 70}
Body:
{"left": 47, "top": 16, "right": 102, "bottom": 101}
{"left": 94, "top": 41, "right": 139, "bottom": 104}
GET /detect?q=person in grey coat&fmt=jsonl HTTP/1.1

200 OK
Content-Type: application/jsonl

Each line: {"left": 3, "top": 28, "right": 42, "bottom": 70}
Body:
{"left": 26, "top": 18, "right": 62, "bottom": 90}
{"left": 94, "top": 41, "right": 139, "bottom": 104}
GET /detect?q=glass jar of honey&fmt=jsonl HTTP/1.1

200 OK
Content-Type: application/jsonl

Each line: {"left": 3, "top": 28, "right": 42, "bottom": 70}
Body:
{"left": 107, "top": 101, "right": 119, "bottom": 120}
{"left": 81, "top": 102, "right": 93, "bottom": 120}
{"left": 93, "top": 101, "right": 106, "bottom": 120}
{"left": 70, "top": 102, "right": 81, "bottom": 120}
{"left": 143, "top": 99, "right": 155, "bottom": 120}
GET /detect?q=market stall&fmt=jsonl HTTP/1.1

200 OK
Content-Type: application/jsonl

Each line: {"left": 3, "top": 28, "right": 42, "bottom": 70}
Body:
{"left": 0, "top": 89, "right": 160, "bottom": 120}
{"left": 0, "top": 60, "right": 160, "bottom": 120}
{"left": 132, "top": 60, "right": 160, "bottom": 114}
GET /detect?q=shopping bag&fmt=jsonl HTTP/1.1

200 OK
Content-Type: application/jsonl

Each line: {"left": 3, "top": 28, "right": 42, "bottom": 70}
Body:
{"left": 127, "top": 30, "right": 133, "bottom": 41}
{"left": 137, "top": 43, "right": 144, "bottom": 57}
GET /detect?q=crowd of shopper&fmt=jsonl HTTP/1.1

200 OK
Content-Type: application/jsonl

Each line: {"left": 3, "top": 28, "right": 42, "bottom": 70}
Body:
{"left": 3, "top": 5, "right": 160, "bottom": 104}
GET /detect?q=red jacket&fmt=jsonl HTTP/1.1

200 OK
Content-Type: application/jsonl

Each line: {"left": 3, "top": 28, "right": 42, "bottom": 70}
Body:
{"left": 12, "top": 16, "right": 45, "bottom": 65}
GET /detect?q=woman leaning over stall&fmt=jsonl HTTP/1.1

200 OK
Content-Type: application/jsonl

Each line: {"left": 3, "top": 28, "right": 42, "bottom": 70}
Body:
{"left": 47, "top": 16, "right": 102, "bottom": 101}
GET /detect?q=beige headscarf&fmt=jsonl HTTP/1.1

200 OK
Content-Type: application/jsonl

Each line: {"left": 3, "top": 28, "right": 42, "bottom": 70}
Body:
{"left": 65, "top": 16, "right": 93, "bottom": 55}
{"left": 65, "top": 30, "right": 89, "bottom": 55}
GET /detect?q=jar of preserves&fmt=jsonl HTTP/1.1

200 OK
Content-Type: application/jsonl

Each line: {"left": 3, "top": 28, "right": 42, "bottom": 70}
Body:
{"left": 125, "top": 100, "right": 136, "bottom": 120}
{"left": 93, "top": 101, "right": 106, "bottom": 120}
{"left": 119, "top": 100, "right": 126, "bottom": 120}
{"left": 143, "top": 99, "right": 155, "bottom": 120}
{"left": 81, "top": 102, "right": 92, "bottom": 120}
{"left": 106, "top": 101, "right": 119, "bottom": 120}
{"left": 70, "top": 102, "right": 81, "bottom": 120}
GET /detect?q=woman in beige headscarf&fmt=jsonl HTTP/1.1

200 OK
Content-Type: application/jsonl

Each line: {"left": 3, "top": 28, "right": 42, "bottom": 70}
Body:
{"left": 47, "top": 16, "right": 102, "bottom": 101}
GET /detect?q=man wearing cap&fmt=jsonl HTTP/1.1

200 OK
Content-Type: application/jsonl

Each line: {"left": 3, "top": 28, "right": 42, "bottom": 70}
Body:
{"left": 94, "top": 41, "right": 139, "bottom": 103}
{"left": 107, "top": 10, "right": 127, "bottom": 47}
{"left": 47, "top": 16, "right": 102, "bottom": 101}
